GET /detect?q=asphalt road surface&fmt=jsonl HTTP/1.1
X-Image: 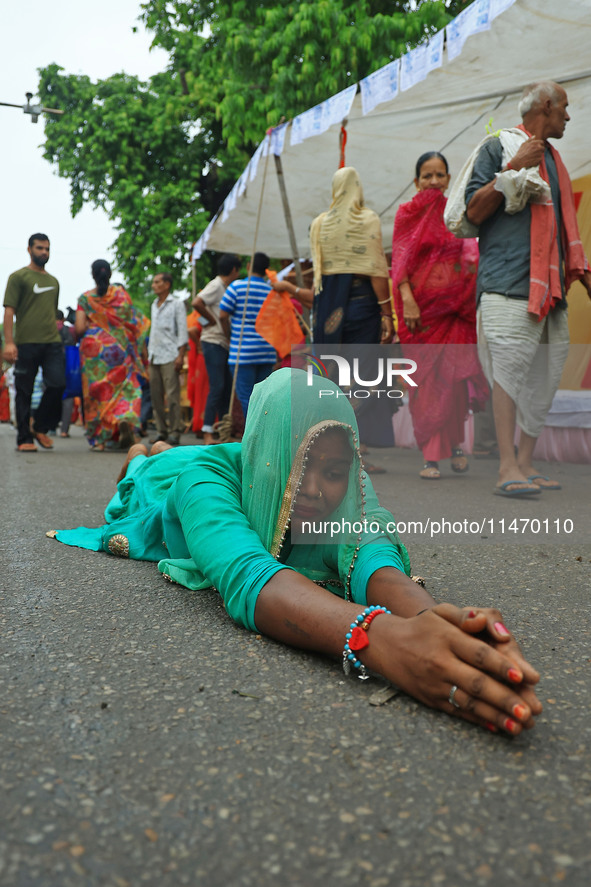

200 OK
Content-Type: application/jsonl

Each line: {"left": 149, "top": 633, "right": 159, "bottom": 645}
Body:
{"left": 1, "top": 421, "right": 590, "bottom": 887}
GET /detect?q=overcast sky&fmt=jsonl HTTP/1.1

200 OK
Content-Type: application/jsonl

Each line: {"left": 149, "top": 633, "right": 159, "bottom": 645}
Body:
{"left": 0, "top": 0, "right": 169, "bottom": 312}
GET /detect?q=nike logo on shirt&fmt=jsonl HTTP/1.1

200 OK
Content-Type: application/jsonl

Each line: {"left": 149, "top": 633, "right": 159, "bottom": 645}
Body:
{"left": 33, "top": 283, "right": 56, "bottom": 294}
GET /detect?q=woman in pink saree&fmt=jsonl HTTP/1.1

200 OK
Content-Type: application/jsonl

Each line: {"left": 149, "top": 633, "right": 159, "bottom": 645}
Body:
{"left": 391, "top": 152, "right": 487, "bottom": 479}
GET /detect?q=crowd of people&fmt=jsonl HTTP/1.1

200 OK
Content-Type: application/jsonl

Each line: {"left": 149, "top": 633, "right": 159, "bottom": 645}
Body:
{"left": 2, "top": 82, "right": 589, "bottom": 490}
{"left": 2, "top": 79, "right": 590, "bottom": 737}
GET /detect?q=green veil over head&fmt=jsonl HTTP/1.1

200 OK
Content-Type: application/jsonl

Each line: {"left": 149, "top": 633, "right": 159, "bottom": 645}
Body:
{"left": 240, "top": 368, "right": 410, "bottom": 595}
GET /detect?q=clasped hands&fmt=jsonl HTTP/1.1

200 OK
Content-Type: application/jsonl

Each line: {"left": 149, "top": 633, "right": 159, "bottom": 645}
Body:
{"left": 368, "top": 604, "right": 542, "bottom": 737}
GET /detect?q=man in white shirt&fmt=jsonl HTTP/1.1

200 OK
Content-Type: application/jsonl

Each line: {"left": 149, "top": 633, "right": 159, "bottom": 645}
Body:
{"left": 148, "top": 273, "right": 188, "bottom": 446}
{"left": 192, "top": 253, "right": 241, "bottom": 444}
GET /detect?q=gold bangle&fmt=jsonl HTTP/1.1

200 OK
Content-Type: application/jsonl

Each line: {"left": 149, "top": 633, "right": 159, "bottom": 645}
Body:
{"left": 377, "top": 298, "right": 391, "bottom": 305}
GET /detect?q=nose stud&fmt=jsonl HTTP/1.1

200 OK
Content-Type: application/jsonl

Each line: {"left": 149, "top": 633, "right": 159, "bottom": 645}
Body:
{"left": 317, "top": 490, "right": 323, "bottom": 499}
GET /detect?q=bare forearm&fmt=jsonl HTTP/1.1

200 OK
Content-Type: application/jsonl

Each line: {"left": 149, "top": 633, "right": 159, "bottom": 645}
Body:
{"left": 293, "top": 287, "right": 313, "bottom": 309}
{"left": 366, "top": 567, "right": 435, "bottom": 617}
{"left": 3, "top": 309, "right": 15, "bottom": 345}
{"left": 193, "top": 297, "right": 217, "bottom": 326}
{"left": 466, "top": 181, "right": 504, "bottom": 226}
{"left": 370, "top": 276, "right": 390, "bottom": 302}
{"left": 75, "top": 310, "right": 88, "bottom": 337}
{"left": 254, "top": 566, "right": 433, "bottom": 656}
{"left": 398, "top": 281, "right": 414, "bottom": 303}
{"left": 220, "top": 316, "right": 232, "bottom": 340}
{"left": 284, "top": 282, "right": 314, "bottom": 309}
{"left": 255, "top": 573, "right": 432, "bottom": 696}
{"left": 254, "top": 572, "right": 362, "bottom": 655}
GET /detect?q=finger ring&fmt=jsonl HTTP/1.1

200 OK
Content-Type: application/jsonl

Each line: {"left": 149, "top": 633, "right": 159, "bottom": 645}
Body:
{"left": 448, "top": 684, "right": 461, "bottom": 708}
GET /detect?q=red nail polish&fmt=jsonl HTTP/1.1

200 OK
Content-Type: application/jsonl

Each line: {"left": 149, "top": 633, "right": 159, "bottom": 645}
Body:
{"left": 468, "top": 610, "right": 476, "bottom": 618}
{"left": 508, "top": 668, "right": 522, "bottom": 684}
{"left": 485, "top": 722, "right": 498, "bottom": 733}
{"left": 513, "top": 704, "right": 528, "bottom": 721}
{"left": 494, "top": 622, "right": 510, "bottom": 637}
{"left": 504, "top": 718, "right": 519, "bottom": 734}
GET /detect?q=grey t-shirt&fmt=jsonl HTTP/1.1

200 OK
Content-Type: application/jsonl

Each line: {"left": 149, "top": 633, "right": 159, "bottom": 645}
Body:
{"left": 465, "top": 139, "right": 565, "bottom": 306}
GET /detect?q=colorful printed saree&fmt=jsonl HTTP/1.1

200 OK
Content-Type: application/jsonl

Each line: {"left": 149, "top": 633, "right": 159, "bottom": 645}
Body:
{"left": 78, "top": 285, "right": 149, "bottom": 446}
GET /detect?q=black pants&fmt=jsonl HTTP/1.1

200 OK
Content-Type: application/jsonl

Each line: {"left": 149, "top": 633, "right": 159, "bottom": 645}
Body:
{"left": 201, "top": 341, "right": 232, "bottom": 431}
{"left": 14, "top": 342, "right": 65, "bottom": 445}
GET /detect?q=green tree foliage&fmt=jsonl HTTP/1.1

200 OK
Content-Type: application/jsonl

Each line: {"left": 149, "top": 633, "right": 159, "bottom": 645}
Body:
{"left": 38, "top": 65, "right": 226, "bottom": 300}
{"left": 38, "top": 0, "right": 467, "bottom": 297}
{"left": 141, "top": 0, "right": 465, "bottom": 153}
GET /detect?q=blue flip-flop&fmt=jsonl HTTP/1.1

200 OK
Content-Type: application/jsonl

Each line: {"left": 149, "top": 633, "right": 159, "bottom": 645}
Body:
{"left": 527, "top": 474, "right": 562, "bottom": 491}
{"left": 494, "top": 480, "right": 541, "bottom": 498}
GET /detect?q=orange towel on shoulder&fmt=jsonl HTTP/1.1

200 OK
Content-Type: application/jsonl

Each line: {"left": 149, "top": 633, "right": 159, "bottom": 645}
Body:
{"left": 518, "top": 123, "right": 588, "bottom": 320}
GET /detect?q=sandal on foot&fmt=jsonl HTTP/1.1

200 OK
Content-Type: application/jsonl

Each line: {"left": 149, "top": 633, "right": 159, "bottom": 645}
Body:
{"left": 526, "top": 474, "right": 562, "bottom": 491}
{"left": 32, "top": 429, "right": 54, "bottom": 449}
{"left": 494, "top": 480, "right": 541, "bottom": 498}
{"left": 420, "top": 461, "right": 441, "bottom": 480}
{"left": 451, "top": 447, "right": 469, "bottom": 473}
{"left": 17, "top": 442, "right": 38, "bottom": 452}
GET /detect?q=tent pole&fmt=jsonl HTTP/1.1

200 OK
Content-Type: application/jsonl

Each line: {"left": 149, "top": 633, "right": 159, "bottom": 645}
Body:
{"left": 273, "top": 153, "right": 305, "bottom": 288}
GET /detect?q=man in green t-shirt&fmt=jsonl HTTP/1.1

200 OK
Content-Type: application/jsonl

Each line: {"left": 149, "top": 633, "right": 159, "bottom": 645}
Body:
{"left": 3, "top": 233, "right": 65, "bottom": 451}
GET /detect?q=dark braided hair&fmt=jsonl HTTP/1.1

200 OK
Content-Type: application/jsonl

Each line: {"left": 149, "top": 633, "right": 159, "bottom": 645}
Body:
{"left": 91, "top": 259, "right": 112, "bottom": 297}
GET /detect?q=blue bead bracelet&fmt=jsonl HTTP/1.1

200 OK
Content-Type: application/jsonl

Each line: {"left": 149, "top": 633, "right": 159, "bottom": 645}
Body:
{"left": 343, "top": 605, "right": 392, "bottom": 680}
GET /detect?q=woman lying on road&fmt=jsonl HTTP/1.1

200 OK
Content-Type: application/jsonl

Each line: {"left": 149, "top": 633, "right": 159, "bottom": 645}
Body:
{"left": 49, "top": 369, "right": 542, "bottom": 737}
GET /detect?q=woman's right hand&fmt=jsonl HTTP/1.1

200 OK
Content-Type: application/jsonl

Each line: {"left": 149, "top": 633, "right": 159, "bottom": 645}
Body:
{"left": 366, "top": 607, "right": 542, "bottom": 736}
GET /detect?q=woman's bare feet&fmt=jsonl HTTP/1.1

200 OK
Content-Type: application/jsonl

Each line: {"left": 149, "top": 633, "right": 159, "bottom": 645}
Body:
{"left": 116, "top": 443, "right": 148, "bottom": 484}
{"left": 150, "top": 440, "right": 173, "bottom": 456}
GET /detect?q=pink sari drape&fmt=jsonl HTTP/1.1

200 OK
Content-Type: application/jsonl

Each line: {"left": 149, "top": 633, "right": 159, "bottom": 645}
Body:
{"left": 391, "top": 189, "right": 487, "bottom": 458}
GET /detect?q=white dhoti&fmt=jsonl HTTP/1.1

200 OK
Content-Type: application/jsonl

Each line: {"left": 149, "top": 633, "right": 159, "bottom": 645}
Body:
{"left": 477, "top": 293, "right": 570, "bottom": 438}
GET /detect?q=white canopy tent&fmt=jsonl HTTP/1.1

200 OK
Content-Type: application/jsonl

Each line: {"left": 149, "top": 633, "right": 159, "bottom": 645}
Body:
{"left": 192, "top": 0, "right": 591, "bottom": 263}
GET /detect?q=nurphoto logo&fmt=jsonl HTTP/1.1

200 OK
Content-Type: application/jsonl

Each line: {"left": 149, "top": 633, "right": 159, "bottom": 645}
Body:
{"left": 306, "top": 353, "right": 417, "bottom": 399}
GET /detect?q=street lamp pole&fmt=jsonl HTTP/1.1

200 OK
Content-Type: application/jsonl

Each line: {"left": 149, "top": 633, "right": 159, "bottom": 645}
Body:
{"left": 0, "top": 92, "right": 64, "bottom": 123}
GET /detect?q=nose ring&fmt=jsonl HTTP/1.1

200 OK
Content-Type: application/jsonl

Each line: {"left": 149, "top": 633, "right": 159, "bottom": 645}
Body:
{"left": 317, "top": 490, "right": 323, "bottom": 499}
